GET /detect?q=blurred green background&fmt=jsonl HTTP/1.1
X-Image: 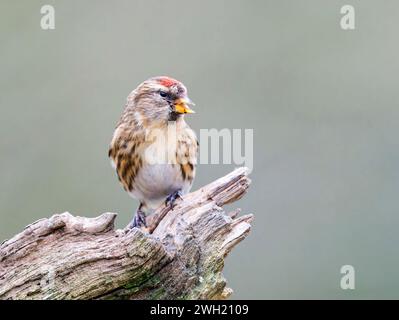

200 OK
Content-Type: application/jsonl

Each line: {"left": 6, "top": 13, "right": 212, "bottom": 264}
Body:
{"left": 1, "top": 0, "right": 398, "bottom": 299}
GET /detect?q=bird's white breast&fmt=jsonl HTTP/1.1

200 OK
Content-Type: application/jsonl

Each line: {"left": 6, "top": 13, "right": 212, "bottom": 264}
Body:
{"left": 130, "top": 163, "right": 191, "bottom": 209}
{"left": 129, "top": 138, "right": 191, "bottom": 209}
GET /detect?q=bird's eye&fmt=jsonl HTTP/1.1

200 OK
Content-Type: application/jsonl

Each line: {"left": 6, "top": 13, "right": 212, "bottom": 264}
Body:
{"left": 159, "top": 90, "right": 167, "bottom": 98}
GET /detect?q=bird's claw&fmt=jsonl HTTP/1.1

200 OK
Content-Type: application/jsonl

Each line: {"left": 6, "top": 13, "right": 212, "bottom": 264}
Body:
{"left": 165, "top": 189, "right": 183, "bottom": 209}
{"left": 129, "top": 209, "right": 147, "bottom": 229}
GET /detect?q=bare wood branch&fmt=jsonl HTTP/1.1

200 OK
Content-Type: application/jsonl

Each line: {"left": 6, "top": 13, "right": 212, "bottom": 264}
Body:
{"left": 0, "top": 167, "right": 252, "bottom": 300}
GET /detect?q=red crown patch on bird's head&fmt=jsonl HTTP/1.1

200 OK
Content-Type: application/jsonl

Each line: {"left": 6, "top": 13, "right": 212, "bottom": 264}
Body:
{"left": 157, "top": 76, "right": 179, "bottom": 88}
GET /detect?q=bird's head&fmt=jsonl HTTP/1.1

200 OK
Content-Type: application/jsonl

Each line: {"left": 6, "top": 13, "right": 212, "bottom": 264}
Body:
{"left": 128, "top": 76, "right": 195, "bottom": 124}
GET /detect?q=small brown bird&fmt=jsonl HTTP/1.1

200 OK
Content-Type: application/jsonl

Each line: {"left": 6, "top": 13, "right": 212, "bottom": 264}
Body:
{"left": 109, "top": 76, "right": 198, "bottom": 228}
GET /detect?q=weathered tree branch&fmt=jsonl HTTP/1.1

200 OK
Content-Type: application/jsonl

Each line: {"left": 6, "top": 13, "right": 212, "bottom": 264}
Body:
{"left": 0, "top": 167, "right": 252, "bottom": 300}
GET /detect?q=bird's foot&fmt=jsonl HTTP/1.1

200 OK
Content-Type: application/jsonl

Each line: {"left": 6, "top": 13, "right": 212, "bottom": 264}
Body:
{"left": 165, "top": 189, "right": 183, "bottom": 209}
{"left": 129, "top": 208, "right": 147, "bottom": 229}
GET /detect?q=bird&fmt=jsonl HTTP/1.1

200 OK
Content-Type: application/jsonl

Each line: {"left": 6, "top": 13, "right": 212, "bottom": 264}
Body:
{"left": 108, "top": 76, "right": 198, "bottom": 229}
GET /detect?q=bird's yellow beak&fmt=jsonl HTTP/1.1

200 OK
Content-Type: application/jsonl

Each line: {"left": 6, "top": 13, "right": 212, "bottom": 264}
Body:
{"left": 174, "top": 98, "right": 195, "bottom": 114}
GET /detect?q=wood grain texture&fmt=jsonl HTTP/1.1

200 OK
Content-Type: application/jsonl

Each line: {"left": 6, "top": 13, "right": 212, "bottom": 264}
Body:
{"left": 0, "top": 167, "right": 252, "bottom": 300}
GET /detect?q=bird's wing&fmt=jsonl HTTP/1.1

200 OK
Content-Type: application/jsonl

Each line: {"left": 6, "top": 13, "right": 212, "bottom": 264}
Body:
{"left": 177, "top": 128, "right": 198, "bottom": 184}
{"left": 108, "top": 126, "right": 145, "bottom": 193}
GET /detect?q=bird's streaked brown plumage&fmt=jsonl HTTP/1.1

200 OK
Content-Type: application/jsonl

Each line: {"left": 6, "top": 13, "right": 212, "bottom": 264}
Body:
{"left": 109, "top": 76, "right": 198, "bottom": 229}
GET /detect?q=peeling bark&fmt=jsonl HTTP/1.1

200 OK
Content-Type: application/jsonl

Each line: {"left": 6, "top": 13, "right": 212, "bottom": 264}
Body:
{"left": 0, "top": 167, "right": 252, "bottom": 300}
